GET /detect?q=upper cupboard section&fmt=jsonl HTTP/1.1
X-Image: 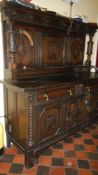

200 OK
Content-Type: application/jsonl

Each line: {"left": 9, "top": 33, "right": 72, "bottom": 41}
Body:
{"left": 0, "top": 1, "right": 97, "bottom": 70}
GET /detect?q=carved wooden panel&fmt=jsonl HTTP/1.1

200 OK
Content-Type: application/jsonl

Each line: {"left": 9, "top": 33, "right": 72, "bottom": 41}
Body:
{"left": 17, "top": 93, "right": 27, "bottom": 146}
{"left": 40, "top": 34, "right": 65, "bottom": 66}
{"left": 64, "top": 96, "right": 85, "bottom": 129}
{"left": 37, "top": 102, "right": 63, "bottom": 141}
{"left": 84, "top": 93, "right": 93, "bottom": 115}
{"left": 84, "top": 90, "right": 98, "bottom": 119}
{"left": 65, "top": 98, "right": 78, "bottom": 129}
{"left": 7, "top": 90, "right": 18, "bottom": 140}
{"left": 7, "top": 29, "right": 39, "bottom": 68}
{"left": 66, "top": 36, "right": 85, "bottom": 65}
{"left": 16, "top": 32, "right": 32, "bottom": 67}
{"left": 76, "top": 96, "right": 86, "bottom": 123}
{"left": 7, "top": 90, "right": 27, "bottom": 147}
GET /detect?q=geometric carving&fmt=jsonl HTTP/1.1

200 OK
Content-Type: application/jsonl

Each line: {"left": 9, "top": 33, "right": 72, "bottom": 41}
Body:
{"left": 37, "top": 104, "right": 62, "bottom": 140}
{"left": 66, "top": 37, "right": 85, "bottom": 64}
{"left": 41, "top": 35, "right": 65, "bottom": 65}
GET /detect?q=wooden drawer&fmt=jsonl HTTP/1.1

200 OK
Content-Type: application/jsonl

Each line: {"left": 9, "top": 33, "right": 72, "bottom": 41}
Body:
{"left": 37, "top": 85, "right": 75, "bottom": 102}
{"left": 84, "top": 81, "right": 98, "bottom": 93}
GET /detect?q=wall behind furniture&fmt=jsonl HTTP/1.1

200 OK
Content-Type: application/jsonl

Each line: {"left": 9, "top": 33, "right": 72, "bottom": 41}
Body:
{"left": 32, "top": 0, "right": 98, "bottom": 22}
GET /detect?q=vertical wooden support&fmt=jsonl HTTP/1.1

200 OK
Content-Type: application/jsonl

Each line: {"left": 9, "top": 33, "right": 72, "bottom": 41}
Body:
{"left": 84, "top": 33, "right": 94, "bottom": 66}
{"left": 6, "top": 22, "right": 16, "bottom": 70}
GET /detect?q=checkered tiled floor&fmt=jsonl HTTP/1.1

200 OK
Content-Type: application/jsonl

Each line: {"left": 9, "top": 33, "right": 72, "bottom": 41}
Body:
{"left": 0, "top": 122, "right": 98, "bottom": 175}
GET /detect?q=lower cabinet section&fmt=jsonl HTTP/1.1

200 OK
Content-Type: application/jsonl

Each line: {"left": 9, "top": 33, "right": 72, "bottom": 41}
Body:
{"left": 4, "top": 81, "right": 98, "bottom": 168}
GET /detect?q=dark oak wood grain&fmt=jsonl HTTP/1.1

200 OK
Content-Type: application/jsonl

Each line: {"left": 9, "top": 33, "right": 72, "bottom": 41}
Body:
{"left": 0, "top": 0, "right": 98, "bottom": 168}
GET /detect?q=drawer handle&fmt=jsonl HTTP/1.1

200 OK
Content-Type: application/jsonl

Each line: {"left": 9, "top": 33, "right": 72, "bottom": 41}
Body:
{"left": 68, "top": 89, "right": 72, "bottom": 96}
{"left": 44, "top": 94, "right": 49, "bottom": 101}
{"left": 86, "top": 86, "right": 90, "bottom": 92}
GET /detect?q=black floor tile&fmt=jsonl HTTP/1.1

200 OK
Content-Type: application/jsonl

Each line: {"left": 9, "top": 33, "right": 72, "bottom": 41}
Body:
{"left": 9, "top": 163, "right": 24, "bottom": 174}
{"left": 74, "top": 144, "right": 85, "bottom": 151}
{"left": 73, "top": 133, "right": 82, "bottom": 138}
{"left": 52, "top": 143, "right": 63, "bottom": 149}
{"left": 65, "top": 168, "right": 78, "bottom": 175}
{"left": 64, "top": 137, "right": 73, "bottom": 143}
{"left": 93, "top": 135, "right": 98, "bottom": 139}
{"left": 84, "top": 139, "right": 94, "bottom": 145}
{"left": 52, "top": 157, "right": 64, "bottom": 166}
{"left": 0, "top": 154, "right": 14, "bottom": 162}
{"left": 42, "top": 149, "right": 52, "bottom": 156}
{"left": 87, "top": 152, "right": 98, "bottom": 160}
{"left": 77, "top": 159, "right": 90, "bottom": 169}
{"left": 82, "top": 129, "right": 90, "bottom": 133}
{"left": 65, "top": 151, "right": 75, "bottom": 158}
{"left": 37, "top": 165, "right": 50, "bottom": 175}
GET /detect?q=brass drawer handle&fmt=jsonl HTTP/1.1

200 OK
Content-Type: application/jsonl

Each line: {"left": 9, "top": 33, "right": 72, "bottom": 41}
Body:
{"left": 68, "top": 89, "right": 72, "bottom": 96}
{"left": 86, "top": 86, "right": 90, "bottom": 92}
{"left": 44, "top": 94, "right": 49, "bottom": 101}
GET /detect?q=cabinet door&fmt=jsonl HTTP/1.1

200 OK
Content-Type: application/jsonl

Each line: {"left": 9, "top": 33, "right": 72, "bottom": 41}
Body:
{"left": 36, "top": 101, "right": 63, "bottom": 142}
{"left": 76, "top": 96, "right": 86, "bottom": 124}
{"left": 64, "top": 96, "right": 85, "bottom": 129}
{"left": 66, "top": 35, "right": 85, "bottom": 65}
{"left": 84, "top": 90, "right": 98, "bottom": 118}
{"left": 40, "top": 34, "right": 65, "bottom": 66}
{"left": 65, "top": 98, "right": 78, "bottom": 129}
